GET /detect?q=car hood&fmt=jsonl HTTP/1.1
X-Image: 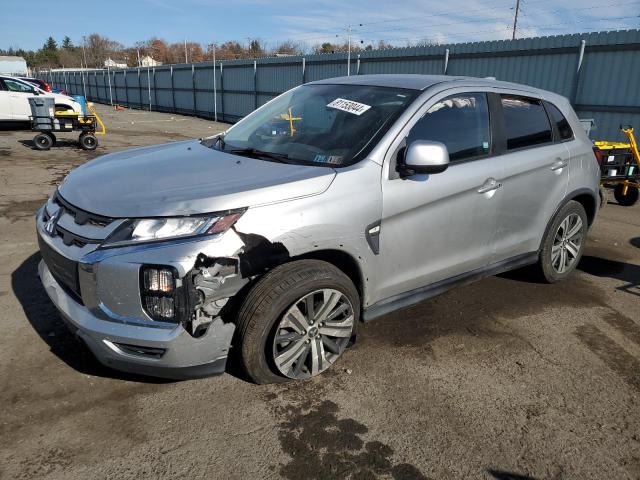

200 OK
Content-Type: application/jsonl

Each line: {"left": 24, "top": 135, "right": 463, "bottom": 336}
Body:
{"left": 58, "top": 140, "right": 336, "bottom": 217}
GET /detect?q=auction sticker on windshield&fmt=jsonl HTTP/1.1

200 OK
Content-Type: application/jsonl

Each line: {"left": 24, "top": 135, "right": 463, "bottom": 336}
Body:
{"left": 327, "top": 98, "right": 372, "bottom": 115}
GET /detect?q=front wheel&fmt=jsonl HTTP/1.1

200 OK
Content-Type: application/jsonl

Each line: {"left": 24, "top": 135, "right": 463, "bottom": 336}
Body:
{"left": 613, "top": 184, "right": 639, "bottom": 206}
{"left": 537, "top": 200, "right": 588, "bottom": 283}
{"left": 33, "top": 133, "right": 53, "bottom": 150}
{"left": 235, "top": 260, "right": 360, "bottom": 384}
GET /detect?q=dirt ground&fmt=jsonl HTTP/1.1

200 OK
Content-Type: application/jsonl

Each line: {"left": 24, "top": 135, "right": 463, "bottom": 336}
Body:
{"left": 0, "top": 104, "right": 639, "bottom": 480}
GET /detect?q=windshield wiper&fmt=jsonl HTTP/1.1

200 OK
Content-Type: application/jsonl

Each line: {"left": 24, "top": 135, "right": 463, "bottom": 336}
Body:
{"left": 223, "top": 147, "right": 291, "bottom": 163}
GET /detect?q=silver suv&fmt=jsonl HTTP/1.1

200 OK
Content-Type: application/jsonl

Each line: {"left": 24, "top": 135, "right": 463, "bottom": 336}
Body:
{"left": 37, "top": 75, "right": 600, "bottom": 383}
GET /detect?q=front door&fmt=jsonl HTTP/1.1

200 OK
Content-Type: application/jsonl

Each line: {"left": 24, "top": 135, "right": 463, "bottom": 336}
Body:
{"left": 375, "top": 91, "right": 504, "bottom": 303}
{"left": 0, "top": 80, "right": 12, "bottom": 120}
{"left": 3, "top": 77, "right": 35, "bottom": 120}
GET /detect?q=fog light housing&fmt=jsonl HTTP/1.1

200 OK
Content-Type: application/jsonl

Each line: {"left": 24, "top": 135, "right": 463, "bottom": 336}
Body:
{"left": 140, "top": 266, "right": 179, "bottom": 322}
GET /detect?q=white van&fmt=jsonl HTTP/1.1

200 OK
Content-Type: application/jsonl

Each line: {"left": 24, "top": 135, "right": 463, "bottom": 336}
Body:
{"left": 0, "top": 75, "right": 81, "bottom": 125}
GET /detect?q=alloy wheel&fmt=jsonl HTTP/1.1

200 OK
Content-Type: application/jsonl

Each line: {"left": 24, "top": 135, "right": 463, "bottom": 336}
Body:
{"left": 551, "top": 213, "right": 584, "bottom": 273}
{"left": 272, "top": 288, "right": 354, "bottom": 379}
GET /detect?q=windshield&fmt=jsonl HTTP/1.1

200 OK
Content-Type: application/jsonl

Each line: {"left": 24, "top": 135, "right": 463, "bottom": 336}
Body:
{"left": 213, "top": 84, "right": 418, "bottom": 167}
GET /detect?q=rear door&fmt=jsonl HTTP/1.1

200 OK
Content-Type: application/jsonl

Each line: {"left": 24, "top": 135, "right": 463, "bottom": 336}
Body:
{"left": 375, "top": 89, "right": 505, "bottom": 302}
{"left": 491, "top": 93, "right": 570, "bottom": 260}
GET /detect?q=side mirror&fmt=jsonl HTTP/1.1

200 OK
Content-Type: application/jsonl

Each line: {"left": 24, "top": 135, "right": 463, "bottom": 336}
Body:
{"left": 399, "top": 140, "right": 449, "bottom": 177}
{"left": 32, "top": 89, "right": 40, "bottom": 96}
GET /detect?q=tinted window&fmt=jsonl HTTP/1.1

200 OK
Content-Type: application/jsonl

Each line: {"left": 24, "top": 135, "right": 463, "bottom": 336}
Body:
{"left": 407, "top": 93, "right": 491, "bottom": 162}
{"left": 501, "top": 95, "right": 552, "bottom": 150}
{"left": 3, "top": 78, "right": 34, "bottom": 93}
{"left": 547, "top": 103, "right": 573, "bottom": 140}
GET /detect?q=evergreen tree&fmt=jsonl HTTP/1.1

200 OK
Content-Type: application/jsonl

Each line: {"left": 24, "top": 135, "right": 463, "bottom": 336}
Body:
{"left": 62, "top": 36, "right": 74, "bottom": 49}
{"left": 43, "top": 36, "right": 58, "bottom": 51}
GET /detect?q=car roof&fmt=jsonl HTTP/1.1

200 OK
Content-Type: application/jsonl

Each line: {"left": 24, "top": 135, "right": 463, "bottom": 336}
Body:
{"left": 308, "top": 74, "right": 549, "bottom": 96}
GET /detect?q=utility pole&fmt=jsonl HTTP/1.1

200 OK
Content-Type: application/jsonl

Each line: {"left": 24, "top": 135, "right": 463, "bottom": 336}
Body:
{"left": 184, "top": 39, "right": 188, "bottom": 63}
{"left": 213, "top": 44, "right": 218, "bottom": 122}
{"left": 512, "top": 0, "right": 521, "bottom": 40}
{"left": 81, "top": 36, "right": 88, "bottom": 99}
{"left": 347, "top": 24, "right": 352, "bottom": 76}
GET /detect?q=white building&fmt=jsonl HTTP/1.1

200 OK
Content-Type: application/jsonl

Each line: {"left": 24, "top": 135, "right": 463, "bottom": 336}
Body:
{"left": 0, "top": 56, "right": 28, "bottom": 75}
{"left": 104, "top": 57, "right": 128, "bottom": 69}
{"left": 140, "top": 55, "right": 161, "bottom": 67}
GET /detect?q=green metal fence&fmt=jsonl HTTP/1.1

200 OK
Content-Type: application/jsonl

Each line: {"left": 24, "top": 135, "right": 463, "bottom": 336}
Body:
{"left": 41, "top": 29, "right": 640, "bottom": 141}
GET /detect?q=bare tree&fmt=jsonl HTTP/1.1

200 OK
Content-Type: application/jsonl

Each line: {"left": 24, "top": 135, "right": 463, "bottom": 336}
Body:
{"left": 83, "top": 34, "right": 123, "bottom": 68}
{"left": 274, "top": 40, "right": 305, "bottom": 56}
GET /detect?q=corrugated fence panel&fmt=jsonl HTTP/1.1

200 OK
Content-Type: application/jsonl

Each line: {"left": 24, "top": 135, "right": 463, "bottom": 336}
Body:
{"left": 40, "top": 29, "right": 640, "bottom": 139}
{"left": 257, "top": 62, "right": 301, "bottom": 94}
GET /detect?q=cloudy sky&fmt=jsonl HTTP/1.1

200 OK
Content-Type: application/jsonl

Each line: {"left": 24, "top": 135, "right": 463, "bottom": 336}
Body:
{"left": 2, "top": 0, "right": 638, "bottom": 50}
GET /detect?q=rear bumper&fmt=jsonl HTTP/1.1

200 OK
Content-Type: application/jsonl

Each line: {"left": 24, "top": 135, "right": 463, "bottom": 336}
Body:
{"left": 38, "top": 260, "right": 235, "bottom": 379}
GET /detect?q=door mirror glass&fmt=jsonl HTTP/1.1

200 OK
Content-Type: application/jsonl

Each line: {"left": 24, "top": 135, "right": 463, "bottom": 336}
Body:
{"left": 401, "top": 140, "right": 449, "bottom": 176}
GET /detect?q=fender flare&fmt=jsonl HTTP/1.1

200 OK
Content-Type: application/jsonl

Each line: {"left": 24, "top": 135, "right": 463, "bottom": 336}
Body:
{"left": 537, "top": 187, "right": 598, "bottom": 253}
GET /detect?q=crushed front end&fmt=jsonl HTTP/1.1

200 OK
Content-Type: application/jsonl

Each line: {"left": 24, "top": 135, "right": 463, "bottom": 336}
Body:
{"left": 36, "top": 192, "right": 252, "bottom": 379}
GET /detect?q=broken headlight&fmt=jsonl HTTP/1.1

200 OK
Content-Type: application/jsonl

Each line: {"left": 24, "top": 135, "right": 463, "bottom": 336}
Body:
{"left": 101, "top": 210, "right": 245, "bottom": 248}
{"left": 140, "top": 266, "right": 178, "bottom": 321}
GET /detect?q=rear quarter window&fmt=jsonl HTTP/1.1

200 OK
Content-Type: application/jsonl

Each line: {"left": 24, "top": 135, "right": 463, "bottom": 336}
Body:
{"left": 546, "top": 102, "right": 574, "bottom": 141}
{"left": 501, "top": 95, "right": 553, "bottom": 150}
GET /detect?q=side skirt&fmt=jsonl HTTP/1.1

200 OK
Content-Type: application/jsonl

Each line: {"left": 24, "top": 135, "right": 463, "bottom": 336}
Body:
{"left": 362, "top": 252, "right": 538, "bottom": 322}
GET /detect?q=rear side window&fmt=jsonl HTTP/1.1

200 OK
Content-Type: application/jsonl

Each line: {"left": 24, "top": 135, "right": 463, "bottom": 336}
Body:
{"left": 501, "top": 95, "right": 552, "bottom": 150}
{"left": 407, "top": 92, "right": 491, "bottom": 162}
{"left": 546, "top": 103, "right": 573, "bottom": 140}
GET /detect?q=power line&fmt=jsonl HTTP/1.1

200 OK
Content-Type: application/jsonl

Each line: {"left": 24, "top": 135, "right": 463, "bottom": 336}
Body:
{"left": 344, "top": 0, "right": 639, "bottom": 38}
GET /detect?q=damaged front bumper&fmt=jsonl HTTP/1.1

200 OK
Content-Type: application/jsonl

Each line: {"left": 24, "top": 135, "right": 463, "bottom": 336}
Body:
{"left": 36, "top": 205, "right": 250, "bottom": 379}
{"left": 40, "top": 259, "right": 234, "bottom": 378}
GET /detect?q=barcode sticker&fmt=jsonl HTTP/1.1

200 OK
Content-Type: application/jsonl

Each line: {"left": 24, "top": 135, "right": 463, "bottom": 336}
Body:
{"left": 327, "top": 98, "right": 372, "bottom": 115}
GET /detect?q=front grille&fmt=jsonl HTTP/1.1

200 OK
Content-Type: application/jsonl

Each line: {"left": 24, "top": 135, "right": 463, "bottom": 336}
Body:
{"left": 54, "top": 224, "right": 101, "bottom": 248}
{"left": 53, "top": 191, "right": 114, "bottom": 227}
{"left": 38, "top": 232, "right": 83, "bottom": 303}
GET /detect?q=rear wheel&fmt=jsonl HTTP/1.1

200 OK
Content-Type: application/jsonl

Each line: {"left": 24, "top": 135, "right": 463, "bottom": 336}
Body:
{"left": 235, "top": 260, "right": 359, "bottom": 384}
{"left": 79, "top": 133, "right": 98, "bottom": 151}
{"left": 537, "top": 200, "right": 588, "bottom": 283}
{"left": 613, "top": 184, "right": 639, "bottom": 206}
{"left": 33, "top": 133, "right": 53, "bottom": 150}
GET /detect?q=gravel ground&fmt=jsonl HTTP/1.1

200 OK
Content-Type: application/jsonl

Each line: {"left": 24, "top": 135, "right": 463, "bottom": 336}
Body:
{"left": 1, "top": 105, "right": 639, "bottom": 480}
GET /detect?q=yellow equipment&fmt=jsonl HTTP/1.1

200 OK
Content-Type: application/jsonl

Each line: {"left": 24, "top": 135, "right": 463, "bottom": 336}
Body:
{"left": 595, "top": 126, "right": 640, "bottom": 206}
{"left": 279, "top": 108, "right": 302, "bottom": 137}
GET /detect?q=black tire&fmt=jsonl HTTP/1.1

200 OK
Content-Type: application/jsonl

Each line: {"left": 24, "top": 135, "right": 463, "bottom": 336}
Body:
{"left": 45, "top": 131, "right": 56, "bottom": 145}
{"left": 235, "top": 260, "right": 360, "bottom": 384}
{"left": 613, "top": 184, "right": 639, "bottom": 206}
{"left": 33, "top": 133, "right": 53, "bottom": 151}
{"left": 537, "top": 200, "right": 588, "bottom": 283}
{"left": 79, "top": 133, "right": 98, "bottom": 151}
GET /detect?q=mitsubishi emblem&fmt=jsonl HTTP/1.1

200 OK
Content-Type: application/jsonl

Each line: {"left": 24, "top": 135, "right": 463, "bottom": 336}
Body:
{"left": 45, "top": 208, "right": 63, "bottom": 237}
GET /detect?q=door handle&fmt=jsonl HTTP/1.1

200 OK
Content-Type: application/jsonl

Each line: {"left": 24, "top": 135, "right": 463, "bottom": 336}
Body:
{"left": 477, "top": 178, "right": 502, "bottom": 194}
{"left": 550, "top": 158, "right": 568, "bottom": 171}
